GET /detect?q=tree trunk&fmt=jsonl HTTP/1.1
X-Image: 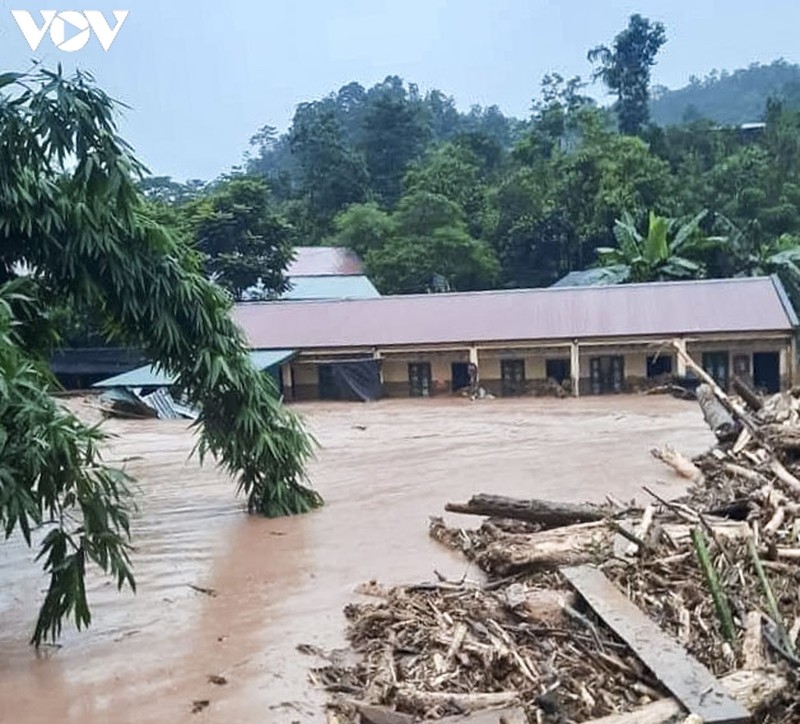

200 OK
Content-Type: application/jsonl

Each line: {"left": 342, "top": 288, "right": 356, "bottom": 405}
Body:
{"left": 732, "top": 375, "right": 763, "bottom": 411}
{"left": 445, "top": 494, "right": 609, "bottom": 529}
{"left": 696, "top": 383, "right": 738, "bottom": 440}
{"left": 650, "top": 445, "right": 704, "bottom": 482}
{"left": 478, "top": 521, "right": 613, "bottom": 575}
{"left": 394, "top": 689, "right": 519, "bottom": 713}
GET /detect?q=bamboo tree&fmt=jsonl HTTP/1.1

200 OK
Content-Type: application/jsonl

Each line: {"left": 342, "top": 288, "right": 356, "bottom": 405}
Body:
{"left": 0, "top": 66, "right": 321, "bottom": 646}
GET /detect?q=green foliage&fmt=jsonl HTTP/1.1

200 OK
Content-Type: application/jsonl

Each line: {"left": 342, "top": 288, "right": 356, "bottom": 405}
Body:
{"left": 0, "top": 281, "right": 135, "bottom": 646}
{"left": 588, "top": 14, "right": 666, "bottom": 134}
{"left": 595, "top": 209, "right": 710, "bottom": 282}
{"left": 182, "top": 175, "right": 294, "bottom": 299}
{"left": 329, "top": 202, "right": 394, "bottom": 259}
{"left": 0, "top": 65, "right": 320, "bottom": 645}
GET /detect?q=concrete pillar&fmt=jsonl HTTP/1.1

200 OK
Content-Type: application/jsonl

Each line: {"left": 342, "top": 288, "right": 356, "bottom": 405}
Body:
{"left": 373, "top": 349, "right": 384, "bottom": 386}
{"left": 791, "top": 337, "right": 798, "bottom": 388}
{"left": 675, "top": 338, "right": 687, "bottom": 376}
{"left": 570, "top": 340, "right": 580, "bottom": 397}
{"left": 469, "top": 345, "right": 479, "bottom": 366}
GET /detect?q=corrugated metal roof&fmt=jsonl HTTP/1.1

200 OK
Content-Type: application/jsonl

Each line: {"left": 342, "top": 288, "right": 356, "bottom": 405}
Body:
{"left": 286, "top": 247, "right": 364, "bottom": 277}
{"left": 282, "top": 275, "right": 380, "bottom": 300}
{"left": 550, "top": 269, "right": 623, "bottom": 288}
{"left": 232, "top": 277, "right": 797, "bottom": 350}
{"left": 93, "top": 350, "right": 296, "bottom": 388}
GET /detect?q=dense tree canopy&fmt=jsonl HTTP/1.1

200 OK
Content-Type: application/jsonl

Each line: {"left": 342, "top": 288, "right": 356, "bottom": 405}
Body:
{"left": 0, "top": 66, "right": 320, "bottom": 645}
{"left": 132, "top": 15, "right": 800, "bottom": 302}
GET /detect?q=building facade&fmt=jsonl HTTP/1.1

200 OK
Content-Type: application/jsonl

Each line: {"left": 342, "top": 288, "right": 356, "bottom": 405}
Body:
{"left": 232, "top": 276, "right": 798, "bottom": 401}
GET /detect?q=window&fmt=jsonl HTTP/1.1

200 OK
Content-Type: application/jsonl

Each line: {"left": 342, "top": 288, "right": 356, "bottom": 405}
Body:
{"left": 501, "top": 359, "right": 525, "bottom": 396}
{"left": 646, "top": 355, "right": 673, "bottom": 378}
{"left": 408, "top": 362, "right": 432, "bottom": 397}
{"left": 545, "top": 358, "right": 570, "bottom": 384}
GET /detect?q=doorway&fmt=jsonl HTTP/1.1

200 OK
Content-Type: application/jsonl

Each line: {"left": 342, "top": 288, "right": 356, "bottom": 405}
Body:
{"left": 451, "top": 362, "right": 470, "bottom": 392}
{"left": 501, "top": 359, "right": 526, "bottom": 396}
{"left": 646, "top": 354, "right": 673, "bottom": 378}
{"left": 318, "top": 364, "right": 340, "bottom": 400}
{"left": 702, "top": 351, "right": 730, "bottom": 391}
{"left": 546, "top": 358, "right": 570, "bottom": 384}
{"left": 753, "top": 352, "right": 780, "bottom": 394}
{"left": 590, "top": 355, "right": 624, "bottom": 394}
{"left": 408, "top": 362, "right": 432, "bottom": 397}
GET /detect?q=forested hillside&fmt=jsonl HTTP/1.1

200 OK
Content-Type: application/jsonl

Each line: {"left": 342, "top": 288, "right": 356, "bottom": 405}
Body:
{"left": 651, "top": 59, "right": 800, "bottom": 126}
{"left": 137, "top": 15, "right": 800, "bottom": 308}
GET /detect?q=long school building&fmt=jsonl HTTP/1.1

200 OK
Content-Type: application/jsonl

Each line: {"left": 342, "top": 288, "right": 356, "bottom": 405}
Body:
{"left": 231, "top": 276, "right": 799, "bottom": 401}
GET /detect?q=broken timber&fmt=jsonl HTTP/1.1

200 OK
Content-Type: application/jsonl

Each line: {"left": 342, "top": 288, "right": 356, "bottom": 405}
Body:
{"left": 445, "top": 494, "right": 609, "bottom": 528}
{"left": 560, "top": 564, "right": 750, "bottom": 724}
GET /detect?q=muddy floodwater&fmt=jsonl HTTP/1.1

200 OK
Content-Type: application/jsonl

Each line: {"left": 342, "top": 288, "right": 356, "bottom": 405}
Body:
{"left": 0, "top": 396, "right": 714, "bottom": 723}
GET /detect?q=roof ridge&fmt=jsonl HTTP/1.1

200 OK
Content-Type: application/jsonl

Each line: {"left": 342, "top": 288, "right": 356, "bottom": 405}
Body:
{"left": 234, "top": 276, "right": 776, "bottom": 309}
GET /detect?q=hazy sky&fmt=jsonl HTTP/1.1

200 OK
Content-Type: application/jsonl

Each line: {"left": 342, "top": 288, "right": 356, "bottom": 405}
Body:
{"left": 1, "top": 1, "right": 799, "bottom": 181}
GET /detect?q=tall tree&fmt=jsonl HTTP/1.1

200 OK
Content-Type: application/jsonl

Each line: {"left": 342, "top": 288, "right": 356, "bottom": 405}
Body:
{"left": 365, "top": 191, "right": 499, "bottom": 294}
{"left": 183, "top": 175, "right": 294, "bottom": 300}
{"left": 588, "top": 14, "right": 666, "bottom": 135}
{"left": 361, "top": 77, "right": 431, "bottom": 205}
{"left": 289, "top": 103, "right": 368, "bottom": 238}
{"left": 0, "top": 66, "right": 320, "bottom": 646}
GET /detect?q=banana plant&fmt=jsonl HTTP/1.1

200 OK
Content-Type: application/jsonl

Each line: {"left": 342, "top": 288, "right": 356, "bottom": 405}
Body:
{"left": 595, "top": 209, "right": 709, "bottom": 283}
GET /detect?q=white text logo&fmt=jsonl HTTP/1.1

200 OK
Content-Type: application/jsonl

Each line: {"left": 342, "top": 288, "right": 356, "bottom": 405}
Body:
{"left": 11, "top": 10, "right": 129, "bottom": 52}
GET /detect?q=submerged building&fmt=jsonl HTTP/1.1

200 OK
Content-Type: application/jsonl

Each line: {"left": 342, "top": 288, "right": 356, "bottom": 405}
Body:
{"left": 231, "top": 276, "right": 798, "bottom": 401}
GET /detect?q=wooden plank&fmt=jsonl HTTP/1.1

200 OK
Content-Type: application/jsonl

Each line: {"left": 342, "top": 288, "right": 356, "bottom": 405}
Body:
{"left": 560, "top": 565, "right": 750, "bottom": 724}
{"left": 580, "top": 669, "right": 786, "bottom": 724}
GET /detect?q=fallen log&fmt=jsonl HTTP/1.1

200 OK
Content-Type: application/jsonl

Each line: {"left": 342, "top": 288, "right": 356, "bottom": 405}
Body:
{"left": 445, "top": 494, "right": 609, "bottom": 529}
{"left": 439, "top": 708, "right": 527, "bottom": 724}
{"left": 479, "top": 521, "right": 613, "bottom": 574}
{"left": 696, "top": 383, "right": 738, "bottom": 441}
{"left": 356, "top": 703, "right": 416, "bottom": 724}
{"left": 650, "top": 445, "right": 704, "bottom": 482}
{"left": 394, "top": 688, "right": 519, "bottom": 713}
{"left": 580, "top": 669, "right": 787, "bottom": 724}
{"left": 733, "top": 375, "right": 764, "bottom": 411}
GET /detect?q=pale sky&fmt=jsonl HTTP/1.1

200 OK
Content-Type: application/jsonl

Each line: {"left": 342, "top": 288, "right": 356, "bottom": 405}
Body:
{"left": 1, "top": 0, "right": 799, "bottom": 181}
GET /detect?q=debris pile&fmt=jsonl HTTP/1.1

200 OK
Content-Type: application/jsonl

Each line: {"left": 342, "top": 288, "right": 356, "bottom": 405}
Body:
{"left": 95, "top": 386, "right": 198, "bottom": 420}
{"left": 314, "top": 348, "right": 800, "bottom": 724}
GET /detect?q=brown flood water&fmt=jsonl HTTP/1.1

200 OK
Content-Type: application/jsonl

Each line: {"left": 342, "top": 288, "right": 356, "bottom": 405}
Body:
{"left": 0, "top": 396, "right": 714, "bottom": 723}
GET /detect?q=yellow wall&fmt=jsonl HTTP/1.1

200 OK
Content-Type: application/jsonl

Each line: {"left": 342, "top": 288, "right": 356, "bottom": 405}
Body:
{"left": 381, "top": 352, "right": 469, "bottom": 386}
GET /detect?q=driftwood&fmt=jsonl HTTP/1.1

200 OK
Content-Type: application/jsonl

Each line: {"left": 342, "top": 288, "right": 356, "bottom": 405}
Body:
{"left": 733, "top": 375, "right": 764, "bottom": 411}
{"left": 696, "top": 383, "right": 738, "bottom": 440}
{"left": 582, "top": 669, "right": 787, "bottom": 724}
{"left": 479, "top": 521, "right": 613, "bottom": 574}
{"left": 439, "top": 708, "right": 527, "bottom": 724}
{"left": 650, "top": 445, "right": 704, "bottom": 482}
{"left": 394, "top": 688, "right": 519, "bottom": 713}
{"left": 445, "top": 494, "right": 609, "bottom": 528}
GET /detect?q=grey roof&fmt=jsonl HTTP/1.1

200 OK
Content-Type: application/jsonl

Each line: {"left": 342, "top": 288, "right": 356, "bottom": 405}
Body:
{"left": 232, "top": 277, "right": 797, "bottom": 350}
{"left": 282, "top": 275, "right": 380, "bottom": 300}
{"left": 93, "top": 350, "right": 296, "bottom": 388}
{"left": 286, "top": 247, "right": 364, "bottom": 277}
{"left": 550, "top": 269, "right": 624, "bottom": 288}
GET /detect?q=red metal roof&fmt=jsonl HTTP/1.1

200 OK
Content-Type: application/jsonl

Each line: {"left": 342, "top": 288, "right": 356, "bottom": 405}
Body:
{"left": 233, "top": 277, "right": 796, "bottom": 350}
{"left": 286, "top": 247, "right": 364, "bottom": 277}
